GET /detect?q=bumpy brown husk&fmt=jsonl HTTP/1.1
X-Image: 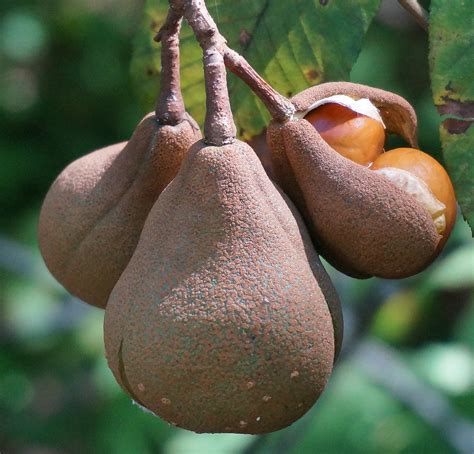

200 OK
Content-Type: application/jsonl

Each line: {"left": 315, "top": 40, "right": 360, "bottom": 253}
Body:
{"left": 269, "top": 82, "right": 419, "bottom": 229}
{"left": 38, "top": 113, "right": 201, "bottom": 308}
{"left": 267, "top": 116, "right": 441, "bottom": 279}
{"left": 104, "top": 139, "right": 339, "bottom": 434}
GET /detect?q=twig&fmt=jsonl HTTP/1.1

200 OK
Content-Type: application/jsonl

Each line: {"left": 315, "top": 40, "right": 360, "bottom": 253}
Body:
{"left": 170, "top": 0, "right": 235, "bottom": 144}
{"left": 154, "top": 8, "right": 186, "bottom": 125}
{"left": 168, "top": 0, "right": 294, "bottom": 122}
{"left": 224, "top": 49, "right": 295, "bottom": 122}
{"left": 398, "top": 0, "right": 429, "bottom": 31}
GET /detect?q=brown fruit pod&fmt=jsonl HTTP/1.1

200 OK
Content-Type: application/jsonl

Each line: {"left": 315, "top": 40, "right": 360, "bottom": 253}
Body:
{"left": 267, "top": 83, "right": 441, "bottom": 278}
{"left": 38, "top": 113, "right": 201, "bottom": 308}
{"left": 104, "top": 139, "right": 340, "bottom": 434}
{"left": 38, "top": 13, "right": 202, "bottom": 308}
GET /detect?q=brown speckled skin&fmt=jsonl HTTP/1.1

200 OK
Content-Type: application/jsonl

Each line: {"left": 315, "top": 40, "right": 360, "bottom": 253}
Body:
{"left": 104, "top": 140, "right": 337, "bottom": 434}
{"left": 267, "top": 119, "right": 441, "bottom": 279}
{"left": 38, "top": 113, "right": 201, "bottom": 308}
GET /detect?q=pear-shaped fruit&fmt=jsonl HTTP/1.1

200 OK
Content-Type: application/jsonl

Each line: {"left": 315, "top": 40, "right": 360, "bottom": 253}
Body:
{"left": 38, "top": 113, "right": 201, "bottom": 308}
{"left": 267, "top": 116, "right": 441, "bottom": 279}
{"left": 104, "top": 139, "right": 340, "bottom": 434}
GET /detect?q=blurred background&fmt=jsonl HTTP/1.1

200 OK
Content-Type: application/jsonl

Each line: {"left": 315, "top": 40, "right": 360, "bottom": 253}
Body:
{"left": 0, "top": 0, "right": 473, "bottom": 452}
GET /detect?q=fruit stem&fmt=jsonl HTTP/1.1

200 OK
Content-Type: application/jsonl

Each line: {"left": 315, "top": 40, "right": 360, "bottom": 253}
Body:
{"left": 398, "top": 0, "right": 429, "bottom": 31}
{"left": 168, "top": 0, "right": 294, "bottom": 123}
{"left": 155, "top": 8, "right": 186, "bottom": 125}
{"left": 203, "top": 47, "right": 236, "bottom": 145}
{"left": 170, "top": 0, "right": 236, "bottom": 144}
{"left": 224, "top": 49, "right": 295, "bottom": 122}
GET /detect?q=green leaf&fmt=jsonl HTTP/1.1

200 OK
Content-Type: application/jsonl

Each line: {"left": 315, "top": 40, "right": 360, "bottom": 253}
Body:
{"left": 131, "top": 0, "right": 381, "bottom": 139}
{"left": 429, "top": 0, "right": 474, "bottom": 232}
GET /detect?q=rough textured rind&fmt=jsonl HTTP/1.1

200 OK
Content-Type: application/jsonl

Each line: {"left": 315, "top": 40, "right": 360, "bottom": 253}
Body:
{"left": 267, "top": 119, "right": 441, "bottom": 279}
{"left": 38, "top": 112, "right": 201, "bottom": 308}
{"left": 104, "top": 140, "right": 338, "bottom": 434}
{"left": 267, "top": 116, "right": 368, "bottom": 279}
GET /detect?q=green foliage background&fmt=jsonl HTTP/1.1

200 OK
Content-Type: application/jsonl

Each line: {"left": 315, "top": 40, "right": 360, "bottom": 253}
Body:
{"left": 0, "top": 0, "right": 473, "bottom": 453}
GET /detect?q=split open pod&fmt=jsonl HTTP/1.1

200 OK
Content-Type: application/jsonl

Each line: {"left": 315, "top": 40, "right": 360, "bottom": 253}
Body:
{"left": 267, "top": 82, "right": 454, "bottom": 279}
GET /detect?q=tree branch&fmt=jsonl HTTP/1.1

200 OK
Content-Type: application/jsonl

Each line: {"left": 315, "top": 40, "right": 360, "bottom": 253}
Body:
{"left": 224, "top": 49, "right": 295, "bottom": 122}
{"left": 167, "top": 0, "right": 294, "bottom": 123}
{"left": 399, "top": 0, "right": 429, "bottom": 31}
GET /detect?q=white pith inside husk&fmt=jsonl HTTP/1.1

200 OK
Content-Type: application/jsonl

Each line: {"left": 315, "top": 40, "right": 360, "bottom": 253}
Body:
{"left": 374, "top": 167, "right": 446, "bottom": 234}
{"left": 296, "top": 94, "right": 386, "bottom": 127}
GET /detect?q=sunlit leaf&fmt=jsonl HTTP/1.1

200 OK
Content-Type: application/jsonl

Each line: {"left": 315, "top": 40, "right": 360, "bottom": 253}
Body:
{"left": 131, "top": 0, "right": 381, "bottom": 139}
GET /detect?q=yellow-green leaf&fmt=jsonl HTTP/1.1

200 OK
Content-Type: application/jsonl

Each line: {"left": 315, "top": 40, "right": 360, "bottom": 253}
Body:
{"left": 131, "top": 0, "right": 381, "bottom": 139}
